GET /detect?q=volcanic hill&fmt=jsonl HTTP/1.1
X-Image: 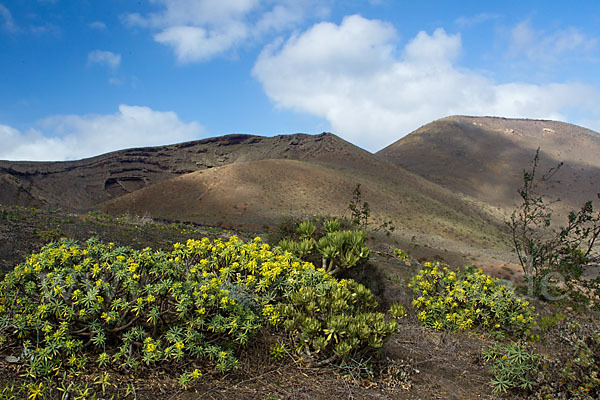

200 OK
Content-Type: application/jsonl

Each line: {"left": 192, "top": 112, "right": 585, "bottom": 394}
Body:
{"left": 377, "top": 116, "right": 600, "bottom": 220}
{"left": 0, "top": 133, "right": 366, "bottom": 211}
{"left": 3, "top": 116, "right": 599, "bottom": 270}
{"left": 97, "top": 134, "right": 504, "bottom": 251}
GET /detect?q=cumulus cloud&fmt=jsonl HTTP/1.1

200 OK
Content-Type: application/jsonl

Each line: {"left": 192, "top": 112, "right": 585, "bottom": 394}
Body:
{"left": 123, "top": 0, "right": 330, "bottom": 63}
{"left": 508, "top": 20, "right": 598, "bottom": 62}
{"left": 87, "top": 50, "right": 121, "bottom": 70}
{"left": 253, "top": 15, "right": 600, "bottom": 151}
{"left": 0, "top": 105, "right": 204, "bottom": 161}
{"left": 154, "top": 23, "right": 249, "bottom": 62}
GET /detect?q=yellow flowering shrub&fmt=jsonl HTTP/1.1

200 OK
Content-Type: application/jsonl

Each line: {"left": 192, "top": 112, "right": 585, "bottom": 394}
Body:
{"left": 0, "top": 236, "right": 306, "bottom": 394}
{"left": 409, "top": 262, "right": 537, "bottom": 338}
{"left": 0, "top": 235, "right": 396, "bottom": 397}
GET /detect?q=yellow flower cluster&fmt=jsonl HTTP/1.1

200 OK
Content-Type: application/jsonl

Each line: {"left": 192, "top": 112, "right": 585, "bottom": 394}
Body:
{"left": 0, "top": 233, "right": 388, "bottom": 394}
{"left": 410, "top": 262, "right": 537, "bottom": 337}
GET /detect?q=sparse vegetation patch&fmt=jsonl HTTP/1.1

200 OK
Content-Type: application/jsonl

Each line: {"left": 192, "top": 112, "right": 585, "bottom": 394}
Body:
{"left": 508, "top": 148, "right": 600, "bottom": 304}
{"left": 483, "top": 318, "right": 600, "bottom": 399}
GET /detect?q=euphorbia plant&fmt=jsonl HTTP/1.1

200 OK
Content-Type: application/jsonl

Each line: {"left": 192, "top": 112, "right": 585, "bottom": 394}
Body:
{"left": 277, "top": 219, "right": 369, "bottom": 276}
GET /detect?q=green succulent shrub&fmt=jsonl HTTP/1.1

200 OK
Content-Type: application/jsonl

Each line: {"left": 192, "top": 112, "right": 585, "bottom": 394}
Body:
{"left": 483, "top": 320, "right": 600, "bottom": 399}
{"left": 409, "top": 262, "right": 537, "bottom": 338}
{"left": 323, "top": 218, "right": 341, "bottom": 233}
{"left": 0, "top": 235, "right": 395, "bottom": 397}
{"left": 269, "top": 268, "right": 400, "bottom": 365}
{"left": 297, "top": 220, "right": 317, "bottom": 240}
{"left": 277, "top": 219, "right": 370, "bottom": 276}
{"left": 482, "top": 342, "right": 540, "bottom": 394}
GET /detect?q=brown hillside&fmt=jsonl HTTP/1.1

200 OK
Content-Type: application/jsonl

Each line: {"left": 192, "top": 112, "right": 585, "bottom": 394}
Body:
{"left": 0, "top": 132, "right": 372, "bottom": 211}
{"left": 377, "top": 116, "right": 600, "bottom": 219}
{"left": 100, "top": 158, "right": 507, "bottom": 254}
{"left": 1, "top": 127, "right": 537, "bottom": 271}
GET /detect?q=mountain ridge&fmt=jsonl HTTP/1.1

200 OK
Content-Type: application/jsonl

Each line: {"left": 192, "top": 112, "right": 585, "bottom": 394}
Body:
{"left": 377, "top": 115, "right": 600, "bottom": 219}
{"left": 3, "top": 115, "right": 599, "bottom": 272}
{"left": 0, "top": 132, "right": 368, "bottom": 210}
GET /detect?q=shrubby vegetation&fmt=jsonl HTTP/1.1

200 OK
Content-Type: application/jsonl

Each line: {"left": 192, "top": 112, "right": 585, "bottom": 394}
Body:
{"left": 0, "top": 235, "right": 398, "bottom": 397}
{"left": 483, "top": 319, "right": 600, "bottom": 398}
{"left": 272, "top": 269, "right": 401, "bottom": 365}
{"left": 347, "top": 183, "right": 395, "bottom": 236}
{"left": 348, "top": 183, "right": 371, "bottom": 229}
{"left": 409, "top": 261, "right": 537, "bottom": 338}
{"left": 277, "top": 218, "right": 370, "bottom": 276}
{"left": 482, "top": 341, "right": 540, "bottom": 394}
{"left": 536, "top": 320, "right": 600, "bottom": 399}
{"left": 463, "top": 148, "right": 600, "bottom": 398}
{"left": 2, "top": 175, "right": 598, "bottom": 399}
{"left": 508, "top": 148, "right": 600, "bottom": 303}
{"left": 405, "top": 256, "right": 600, "bottom": 398}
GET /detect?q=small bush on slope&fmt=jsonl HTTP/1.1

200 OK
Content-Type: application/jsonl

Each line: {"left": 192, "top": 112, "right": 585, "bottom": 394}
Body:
{"left": 483, "top": 320, "right": 600, "bottom": 398}
{"left": 508, "top": 148, "right": 600, "bottom": 302}
{"left": 0, "top": 236, "right": 398, "bottom": 397}
{"left": 409, "top": 262, "right": 537, "bottom": 339}
{"left": 271, "top": 269, "right": 399, "bottom": 365}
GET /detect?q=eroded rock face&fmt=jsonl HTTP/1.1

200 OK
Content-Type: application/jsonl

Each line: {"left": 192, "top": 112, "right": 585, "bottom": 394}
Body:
{"left": 0, "top": 173, "right": 44, "bottom": 208}
{"left": 0, "top": 132, "right": 351, "bottom": 211}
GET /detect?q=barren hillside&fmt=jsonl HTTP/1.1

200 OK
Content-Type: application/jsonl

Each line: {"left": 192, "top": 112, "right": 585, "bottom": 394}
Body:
{"left": 377, "top": 116, "right": 600, "bottom": 219}
{"left": 0, "top": 132, "right": 370, "bottom": 211}
{"left": 7, "top": 117, "right": 598, "bottom": 273}
{"left": 100, "top": 156, "right": 507, "bottom": 260}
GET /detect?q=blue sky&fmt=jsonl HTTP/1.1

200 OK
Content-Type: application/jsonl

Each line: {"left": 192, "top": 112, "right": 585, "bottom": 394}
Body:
{"left": 1, "top": 0, "right": 599, "bottom": 160}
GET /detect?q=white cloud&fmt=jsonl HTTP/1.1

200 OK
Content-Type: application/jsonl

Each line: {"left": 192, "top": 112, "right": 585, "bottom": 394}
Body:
{"left": 455, "top": 13, "right": 500, "bottom": 28}
{"left": 87, "top": 50, "right": 121, "bottom": 69}
{"left": 124, "top": 0, "right": 330, "bottom": 63}
{"left": 253, "top": 15, "right": 600, "bottom": 151}
{"left": 0, "top": 4, "right": 18, "bottom": 33}
{"left": 255, "top": 4, "right": 303, "bottom": 34}
{"left": 125, "top": 0, "right": 258, "bottom": 63}
{"left": 404, "top": 28, "right": 461, "bottom": 65}
{"left": 0, "top": 105, "right": 204, "bottom": 161}
{"left": 508, "top": 20, "right": 598, "bottom": 62}
{"left": 154, "top": 23, "right": 248, "bottom": 62}
{"left": 89, "top": 21, "right": 106, "bottom": 30}
{"left": 147, "top": 0, "right": 257, "bottom": 26}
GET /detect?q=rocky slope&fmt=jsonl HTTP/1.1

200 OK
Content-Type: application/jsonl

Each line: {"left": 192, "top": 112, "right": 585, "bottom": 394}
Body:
{"left": 377, "top": 116, "right": 600, "bottom": 219}
{"left": 0, "top": 132, "right": 365, "bottom": 211}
